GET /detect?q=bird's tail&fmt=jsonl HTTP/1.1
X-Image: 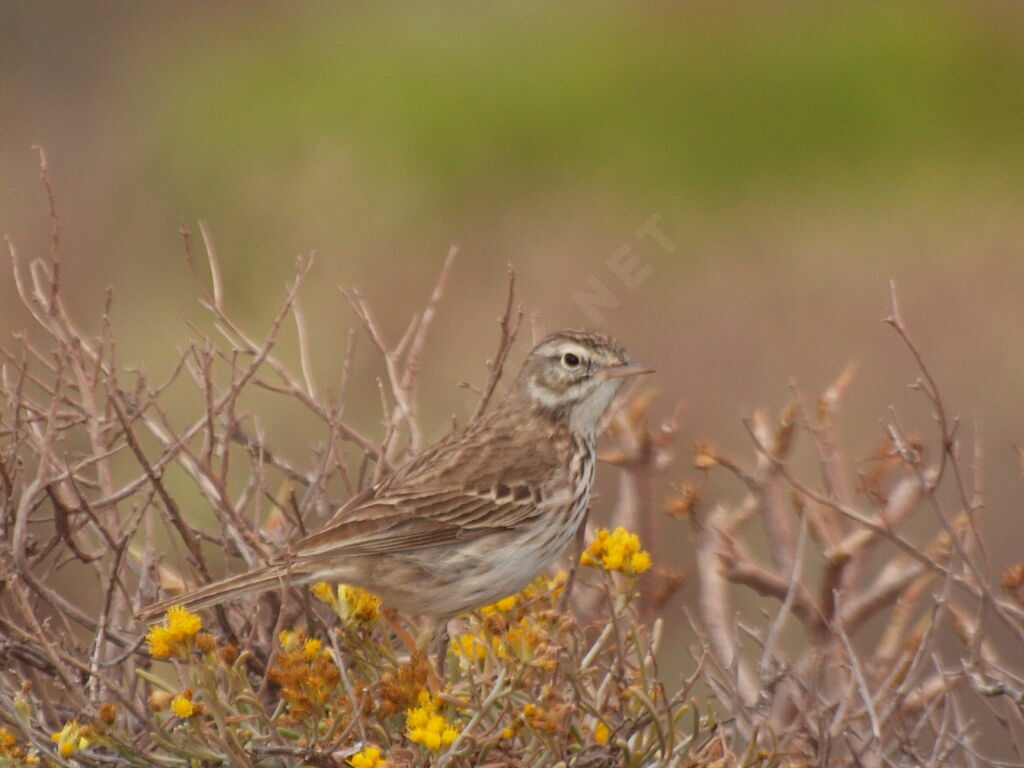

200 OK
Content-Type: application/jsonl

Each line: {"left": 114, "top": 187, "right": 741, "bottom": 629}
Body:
{"left": 136, "top": 564, "right": 303, "bottom": 622}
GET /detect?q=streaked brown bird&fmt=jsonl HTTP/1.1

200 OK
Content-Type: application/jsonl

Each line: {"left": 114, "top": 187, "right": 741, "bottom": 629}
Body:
{"left": 137, "top": 330, "right": 652, "bottom": 622}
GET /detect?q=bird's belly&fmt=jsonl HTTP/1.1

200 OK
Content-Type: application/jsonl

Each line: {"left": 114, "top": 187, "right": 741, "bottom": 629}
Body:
{"left": 333, "top": 515, "right": 581, "bottom": 617}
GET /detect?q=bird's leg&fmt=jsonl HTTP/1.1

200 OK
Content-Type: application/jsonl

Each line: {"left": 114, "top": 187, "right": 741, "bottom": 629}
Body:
{"left": 382, "top": 608, "right": 445, "bottom": 690}
{"left": 557, "top": 505, "right": 590, "bottom": 614}
{"left": 382, "top": 607, "right": 419, "bottom": 657}
{"left": 433, "top": 618, "right": 451, "bottom": 682}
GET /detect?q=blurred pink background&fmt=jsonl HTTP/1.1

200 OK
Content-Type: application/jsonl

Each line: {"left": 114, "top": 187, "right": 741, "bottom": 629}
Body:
{"left": 4, "top": 2, "right": 1024, "bottom": 688}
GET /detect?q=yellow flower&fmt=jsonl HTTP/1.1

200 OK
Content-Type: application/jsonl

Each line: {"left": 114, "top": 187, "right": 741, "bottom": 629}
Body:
{"left": 318, "top": 583, "right": 382, "bottom": 626}
{"left": 145, "top": 626, "right": 174, "bottom": 659}
{"left": 580, "top": 527, "right": 652, "bottom": 574}
{"left": 164, "top": 605, "right": 202, "bottom": 641}
{"left": 418, "top": 729, "right": 441, "bottom": 749}
{"left": 518, "top": 571, "right": 566, "bottom": 602}
{"left": 606, "top": 547, "right": 627, "bottom": 570}
{"left": 630, "top": 550, "right": 652, "bottom": 573}
{"left": 481, "top": 594, "right": 517, "bottom": 614}
{"left": 521, "top": 701, "right": 562, "bottom": 732}
{"left": 0, "top": 726, "right": 35, "bottom": 763}
{"left": 171, "top": 694, "right": 197, "bottom": 719}
{"left": 548, "top": 570, "right": 567, "bottom": 594}
{"left": 340, "top": 585, "right": 381, "bottom": 625}
{"left": 348, "top": 745, "right": 385, "bottom": 768}
{"left": 405, "top": 690, "right": 460, "bottom": 751}
{"left": 593, "top": 720, "right": 610, "bottom": 745}
{"left": 406, "top": 706, "right": 429, "bottom": 730}
{"left": 279, "top": 629, "right": 298, "bottom": 651}
{"left": 51, "top": 720, "right": 89, "bottom": 758}
{"left": 303, "top": 638, "right": 322, "bottom": 661}
{"left": 491, "top": 634, "right": 510, "bottom": 660}
{"left": 453, "top": 633, "right": 486, "bottom": 661}
{"left": 146, "top": 605, "right": 202, "bottom": 658}
{"left": 311, "top": 581, "right": 335, "bottom": 605}
{"left": 504, "top": 622, "right": 542, "bottom": 662}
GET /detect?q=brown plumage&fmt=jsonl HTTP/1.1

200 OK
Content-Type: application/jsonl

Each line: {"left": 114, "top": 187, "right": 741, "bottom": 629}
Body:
{"left": 137, "top": 329, "right": 651, "bottom": 621}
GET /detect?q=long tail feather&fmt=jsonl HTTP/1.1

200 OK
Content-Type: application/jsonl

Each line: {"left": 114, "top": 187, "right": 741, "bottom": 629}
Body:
{"left": 136, "top": 565, "right": 300, "bottom": 622}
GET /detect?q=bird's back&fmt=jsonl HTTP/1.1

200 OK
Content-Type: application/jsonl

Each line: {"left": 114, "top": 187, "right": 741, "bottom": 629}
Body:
{"left": 383, "top": 399, "right": 570, "bottom": 497}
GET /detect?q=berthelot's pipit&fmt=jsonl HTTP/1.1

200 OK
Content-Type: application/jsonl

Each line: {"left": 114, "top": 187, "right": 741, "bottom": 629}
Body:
{"left": 138, "top": 330, "right": 652, "bottom": 621}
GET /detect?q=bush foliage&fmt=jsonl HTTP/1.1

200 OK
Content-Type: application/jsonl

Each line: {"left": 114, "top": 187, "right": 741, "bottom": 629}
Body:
{"left": 2, "top": 178, "right": 1023, "bottom": 766}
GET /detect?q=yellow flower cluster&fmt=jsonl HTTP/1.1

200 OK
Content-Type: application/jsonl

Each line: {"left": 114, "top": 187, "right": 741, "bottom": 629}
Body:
{"left": 470, "top": 572, "right": 567, "bottom": 624}
{"left": 348, "top": 745, "right": 385, "bottom": 768}
{"left": 593, "top": 720, "right": 610, "bottom": 744}
{"left": 453, "top": 632, "right": 489, "bottom": 661}
{"left": 51, "top": 720, "right": 90, "bottom": 759}
{"left": 580, "top": 527, "right": 652, "bottom": 574}
{"left": 0, "top": 726, "right": 38, "bottom": 764}
{"left": 452, "top": 620, "right": 548, "bottom": 667}
{"left": 276, "top": 630, "right": 324, "bottom": 662}
{"left": 311, "top": 581, "right": 332, "bottom": 603}
{"left": 268, "top": 630, "right": 341, "bottom": 720}
{"left": 518, "top": 686, "right": 570, "bottom": 733}
{"left": 504, "top": 622, "right": 548, "bottom": 664}
{"left": 376, "top": 653, "right": 432, "bottom": 718}
{"left": 521, "top": 702, "right": 561, "bottom": 732}
{"left": 480, "top": 593, "right": 517, "bottom": 614}
{"left": 452, "top": 572, "right": 566, "bottom": 669}
{"left": 405, "top": 690, "right": 459, "bottom": 750}
{"left": 145, "top": 605, "right": 202, "bottom": 659}
{"left": 518, "top": 570, "right": 567, "bottom": 604}
{"left": 312, "top": 582, "right": 381, "bottom": 627}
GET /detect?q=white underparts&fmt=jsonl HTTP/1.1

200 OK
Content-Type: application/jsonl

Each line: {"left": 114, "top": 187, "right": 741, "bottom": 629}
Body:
{"left": 569, "top": 378, "right": 622, "bottom": 437}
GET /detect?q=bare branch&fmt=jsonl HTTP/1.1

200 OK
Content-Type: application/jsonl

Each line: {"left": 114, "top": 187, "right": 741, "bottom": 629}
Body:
{"left": 472, "top": 265, "right": 523, "bottom": 420}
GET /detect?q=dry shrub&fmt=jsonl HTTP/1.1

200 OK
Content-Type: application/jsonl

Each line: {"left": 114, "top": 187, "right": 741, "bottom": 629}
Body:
{"left": 1, "top": 160, "right": 1021, "bottom": 767}
{"left": 684, "top": 311, "right": 1024, "bottom": 767}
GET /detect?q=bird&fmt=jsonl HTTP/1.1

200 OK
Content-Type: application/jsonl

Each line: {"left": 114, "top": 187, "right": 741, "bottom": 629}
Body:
{"left": 137, "top": 329, "right": 652, "bottom": 622}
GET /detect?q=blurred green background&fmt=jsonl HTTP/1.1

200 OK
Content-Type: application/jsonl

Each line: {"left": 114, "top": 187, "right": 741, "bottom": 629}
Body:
{"left": 3, "top": 0, "right": 1024, "bottom": 674}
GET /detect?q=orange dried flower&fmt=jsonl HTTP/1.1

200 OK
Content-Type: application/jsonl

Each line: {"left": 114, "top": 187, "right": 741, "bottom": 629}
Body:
{"left": 96, "top": 702, "right": 116, "bottom": 726}
{"left": 665, "top": 482, "right": 701, "bottom": 520}
{"left": 692, "top": 442, "right": 718, "bottom": 469}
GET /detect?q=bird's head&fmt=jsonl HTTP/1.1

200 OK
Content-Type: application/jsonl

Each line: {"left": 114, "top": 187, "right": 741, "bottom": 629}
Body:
{"left": 513, "top": 329, "right": 653, "bottom": 435}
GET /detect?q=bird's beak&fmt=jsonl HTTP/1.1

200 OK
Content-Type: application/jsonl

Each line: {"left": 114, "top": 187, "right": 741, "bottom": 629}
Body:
{"left": 603, "top": 362, "right": 656, "bottom": 379}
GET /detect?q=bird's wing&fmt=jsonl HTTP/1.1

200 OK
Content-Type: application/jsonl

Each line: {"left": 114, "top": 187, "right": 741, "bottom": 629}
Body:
{"left": 288, "top": 405, "right": 570, "bottom": 560}
{"left": 288, "top": 484, "right": 548, "bottom": 560}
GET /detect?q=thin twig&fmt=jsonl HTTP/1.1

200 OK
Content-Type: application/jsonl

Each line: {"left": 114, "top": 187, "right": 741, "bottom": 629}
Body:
{"left": 472, "top": 265, "right": 522, "bottom": 420}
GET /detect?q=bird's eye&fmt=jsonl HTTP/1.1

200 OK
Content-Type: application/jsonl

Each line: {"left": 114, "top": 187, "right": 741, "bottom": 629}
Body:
{"left": 562, "top": 352, "right": 581, "bottom": 368}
